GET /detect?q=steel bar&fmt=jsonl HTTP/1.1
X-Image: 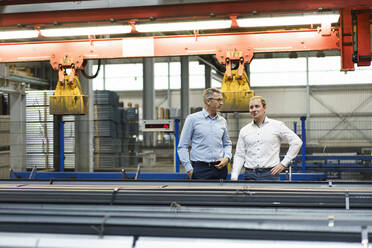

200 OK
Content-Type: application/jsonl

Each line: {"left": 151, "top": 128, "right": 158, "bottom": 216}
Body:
{"left": 0, "top": 202, "right": 371, "bottom": 242}
{"left": 0, "top": 181, "right": 371, "bottom": 243}
{"left": 0, "top": 181, "right": 371, "bottom": 208}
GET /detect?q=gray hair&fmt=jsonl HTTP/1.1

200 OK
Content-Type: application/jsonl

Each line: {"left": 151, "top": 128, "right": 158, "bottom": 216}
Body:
{"left": 202, "top": 88, "right": 221, "bottom": 101}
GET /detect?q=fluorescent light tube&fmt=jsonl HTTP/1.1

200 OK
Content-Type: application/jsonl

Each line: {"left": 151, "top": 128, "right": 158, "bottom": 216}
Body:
{"left": 0, "top": 30, "right": 39, "bottom": 40}
{"left": 237, "top": 12, "right": 340, "bottom": 28}
{"left": 41, "top": 25, "right": 131, "bottom": 37}
{"left": 135, "top": 20, "right": 231, "bottom": 32}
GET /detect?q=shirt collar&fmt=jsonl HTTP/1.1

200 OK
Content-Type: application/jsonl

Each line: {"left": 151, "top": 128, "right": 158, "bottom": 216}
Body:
{"left": 202, "top": 108, "right": 219, "bottom": 120}
{"left": 251, "top": 116, "right": 269, "bottom": 126}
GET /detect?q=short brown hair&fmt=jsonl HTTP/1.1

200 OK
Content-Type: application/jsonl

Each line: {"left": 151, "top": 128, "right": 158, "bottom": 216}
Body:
{"left": 250, "top": 96, "right": 266, "bottom": 107}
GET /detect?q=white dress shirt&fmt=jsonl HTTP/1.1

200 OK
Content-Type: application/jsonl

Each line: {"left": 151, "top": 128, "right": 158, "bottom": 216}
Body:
{"left": 231, "top": 117, "right": 302, "bottom": 180}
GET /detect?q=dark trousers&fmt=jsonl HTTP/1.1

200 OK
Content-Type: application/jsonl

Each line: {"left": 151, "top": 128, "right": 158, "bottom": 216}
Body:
{"left": 191, "top": 162, "right": 227, "bottom": 180}
{"left": 244, "top": 168, "right": 280, "bottom": 181}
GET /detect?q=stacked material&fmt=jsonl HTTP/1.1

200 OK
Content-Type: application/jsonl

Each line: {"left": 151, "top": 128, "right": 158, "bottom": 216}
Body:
{"left": 25, "top": 91, "right": 75, "bottom": 169}
{"left": 94, "top": 91, "right": 121, "bottom": 169}
{"left": 0, "top": 116, "right": 9, "bottom": 178}
{"left": 0, "top": 180, "right": 371, "bottom": 246}
{"left": 0, "top": 116, "right": 9, "bottom": 149}
{"left": 94, "top": 90, "right": 139, "bottom": 169}
{"left": 123, "top": 107, "right": 139, "bottom": 166}
{"left": 118, "top": 108, "right": 128, "bottom": 167}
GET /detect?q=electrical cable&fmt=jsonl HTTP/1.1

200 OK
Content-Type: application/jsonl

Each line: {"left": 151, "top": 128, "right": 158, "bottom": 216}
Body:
{"left": 81, "top": 59, "right": 101, "bottom": 79}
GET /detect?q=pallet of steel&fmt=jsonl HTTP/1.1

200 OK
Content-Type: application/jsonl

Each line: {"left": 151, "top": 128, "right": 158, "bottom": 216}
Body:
{"left": 0, "top": 181, "right": 371, "bottom": 244}
{"left": 94, "top": 90, "right": 119, "bottom": 106}
{"left": 94, "top": 153, "right": 120, "bottom": 169}
{"left": 25, "top": 91, "right": 76, "bottom": 169}
{"left": 94, "top": 137, "right": 121, "bottom": 154}
{"left": 0, "top": 181, "right": 371, "bottom": 209}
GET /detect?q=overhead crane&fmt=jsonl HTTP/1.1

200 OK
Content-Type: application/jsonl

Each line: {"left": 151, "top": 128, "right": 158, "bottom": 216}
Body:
{"left": 0, "top": 1, "right": 371, "bottom": 114}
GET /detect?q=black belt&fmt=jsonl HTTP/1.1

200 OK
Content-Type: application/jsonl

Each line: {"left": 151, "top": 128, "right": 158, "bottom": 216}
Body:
{"left": 192, "top": 161, "right": 220, "bottom": 167}
{"left": 245, "top": 167, "right": 273, "bottom": 172}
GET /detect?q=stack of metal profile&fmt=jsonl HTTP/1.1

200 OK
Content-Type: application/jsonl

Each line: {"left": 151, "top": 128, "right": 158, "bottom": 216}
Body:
{"left": 26, "top": 91, "right": 54, "bottom": 169}
{"left": 123, "top": 107, "right": 139, "bottom": 166}
{"left": 62, "top": 116, "right": 76, "bottom": 168}
{"left": 0, "top": 180, "right": 371, "bottom": 246}
{"left": 93, "top": 91, "right": 121, "bottom": 169}
{"left": 118, "top": 108, "right": 129, "bottom": 167}
{"left": 26, "top": 91, "right": 76, "bottom": 169}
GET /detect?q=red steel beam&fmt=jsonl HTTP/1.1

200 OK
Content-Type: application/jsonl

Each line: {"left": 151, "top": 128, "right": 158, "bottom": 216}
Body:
{"left": 340, "top": 8, "right": 355, "bottom": 71}
{"left": 0, "top": 30, "right": 339, "bottom": 63}
{"left": 356, "top": 11, "right": 371, "bottom": 66}
{"left": 0, "top": 0, "right": 371, "bottom": 27}
{"left": 0, "top": 0, "right": 92, "bottom": 4}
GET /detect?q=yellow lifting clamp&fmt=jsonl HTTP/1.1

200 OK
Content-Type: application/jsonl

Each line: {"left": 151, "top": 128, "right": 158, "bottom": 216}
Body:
{"left": 217, "top": 48, "right": 255, "bottom": 112}
{"left": 50, "top": 64, "right": 88, "bottom": 115}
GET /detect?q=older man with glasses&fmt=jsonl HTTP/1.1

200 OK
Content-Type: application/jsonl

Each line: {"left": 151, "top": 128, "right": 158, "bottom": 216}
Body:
{"left": 178, "top": 88, "right": 232, "bottom": 180}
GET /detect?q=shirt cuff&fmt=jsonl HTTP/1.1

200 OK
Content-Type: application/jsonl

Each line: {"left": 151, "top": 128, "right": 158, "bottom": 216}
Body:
{"left": 184, "top": 163, "right": 193, "bottom": 172}
{"left": 281, "top": 159, "right": 289, "bottom": 167}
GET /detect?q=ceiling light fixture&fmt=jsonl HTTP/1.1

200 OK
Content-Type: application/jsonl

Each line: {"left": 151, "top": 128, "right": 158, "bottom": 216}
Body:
{"left": 41, "top": 25, "right": 132, "bottom": 37}
{"left": 0, "top": 30, "right": 39, "bottom": 40}
{"left": 237, "top": 12, "right": 340, "bottom": 28}
{"left": 135, "top": 19, "right": 231, "bottom": 32}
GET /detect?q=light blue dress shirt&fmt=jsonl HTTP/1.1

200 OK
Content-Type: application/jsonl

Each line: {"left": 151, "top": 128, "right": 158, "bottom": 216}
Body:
{"left": 177, "top": 109, "right": 232, "bottom": 172}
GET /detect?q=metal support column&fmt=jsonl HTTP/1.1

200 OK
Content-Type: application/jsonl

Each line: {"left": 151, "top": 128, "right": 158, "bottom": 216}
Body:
{"left": 53, "top": 115, "right": 62, "bottom": 171}
{"left": 300, "top": 116, "right": 307, "bottom": 173}
{"left": 180, "top": 56, "right": 189, "bottom": 127}
{"left": 9, "top": 90, "right": 26, "bottom": 172}
{"left": 293, "top": 121, "right": 298, "bottom": 171}
{"left": 143, "top": 57, "right": 155, "bottom": 147}
{"left": 167, "top": 57, "right": 171, "bottom": 108}
{"left": 75, "top": 61, "right": 94, "bottom": 172}
{"left": 60, "top": 120, "right": 64, "bottom": 172}
{"left": 174, "top": 119, "right": 180, "bottom": 173}
{"left": 306, "top": 54, "right": 310, "bottom": 120}
{"left": 205, "top": 65, "right": 211, "bottom": 89}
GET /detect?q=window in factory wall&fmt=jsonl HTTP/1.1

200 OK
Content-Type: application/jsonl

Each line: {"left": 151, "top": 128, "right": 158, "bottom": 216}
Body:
{"left": 309, "top": 56, "right": 372, "bottom": 85}
{"left": 250, "top": 58, "right": 307, "bottom": 87}
{"left": 249, "top": 56, "right": 372, "bottom": 87}
{"left": 189, "top": 61, "right": 205, "bottom": 89}
{"left": 154, "top": 61, "right": 205, "bottom": 89}
{"left": 93, "top": 63, "right": 143, "bottom": 91}
{"left": 154, "top": 62, "right": 180, "bottom": 89}
{"left": 93, "top": 61, "right": 205, "bottom": 90}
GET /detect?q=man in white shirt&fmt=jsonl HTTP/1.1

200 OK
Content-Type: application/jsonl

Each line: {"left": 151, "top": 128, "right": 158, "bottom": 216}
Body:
{"left": 231, "top": 96, "right": 302, "bottom": 181}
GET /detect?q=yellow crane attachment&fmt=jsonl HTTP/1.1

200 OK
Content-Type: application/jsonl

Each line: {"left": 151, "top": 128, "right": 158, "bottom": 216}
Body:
{"left": 221, "top": 69, "right": 254, "bottom": 112}
{"left": 50, "top": 72, "right": 88, "bottom": 115}
{"left": 217, "top": 48, "right": 254, "bottom": 112}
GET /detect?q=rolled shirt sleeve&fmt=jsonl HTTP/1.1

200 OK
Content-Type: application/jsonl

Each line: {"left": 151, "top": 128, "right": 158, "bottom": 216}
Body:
{"left": 279, "top": 122, "right": 303, "bottom": 167}
{"left": 231, "top": 130, "right": 246, "bottom": 180}
{"left": 222, "top": 119, "right": 232, "bottom": 160}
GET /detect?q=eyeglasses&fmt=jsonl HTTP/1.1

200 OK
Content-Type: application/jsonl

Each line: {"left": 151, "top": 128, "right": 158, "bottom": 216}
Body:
{"left": 209, "top": 98, "right": 223, "bottom": 103}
